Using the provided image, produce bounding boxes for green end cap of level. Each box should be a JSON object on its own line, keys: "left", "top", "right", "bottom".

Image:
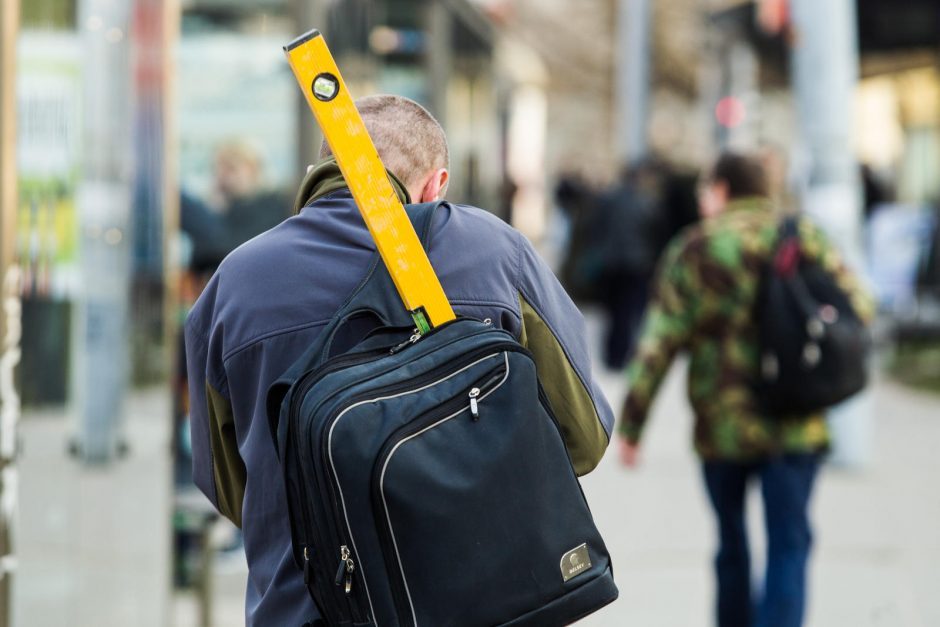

{"left": 411, "top": 310, "right": 431, "bottom": 334}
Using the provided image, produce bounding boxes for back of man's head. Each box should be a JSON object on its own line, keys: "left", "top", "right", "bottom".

{"left": 709, "top": 152, "right": 769, "bottom": 200}
{"left": 319, "top": 94, "right": 449, "bottom": 194}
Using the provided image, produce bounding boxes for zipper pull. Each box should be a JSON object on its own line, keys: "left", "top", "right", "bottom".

{"left": 334, "top": 545, "right": 356, "bottom": 594}
{"left": 303, "top": 546, "right": 312, "bottom": 585}
{"left": 334, "top": 555, "right": 346, "bottom": 586}
{"left": 390, "top": 331, "right": 422, "bottom": 354}
{"left": 469, "top": 387, "right": 481, "bottom": 420}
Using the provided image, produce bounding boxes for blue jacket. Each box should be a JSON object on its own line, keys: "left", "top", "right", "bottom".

{"left": 185, "top": 189, "right": 614, "bottom": 625}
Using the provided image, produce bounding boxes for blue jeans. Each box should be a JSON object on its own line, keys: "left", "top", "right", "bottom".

{"left": 702, "top": 454, "right": 821, "bottom": 627}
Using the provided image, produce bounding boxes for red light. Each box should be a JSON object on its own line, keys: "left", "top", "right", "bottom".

{"left": 716, "top": 97, "right": 747, "bottom": 128}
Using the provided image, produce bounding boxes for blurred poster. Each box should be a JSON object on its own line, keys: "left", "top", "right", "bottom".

{"left": 16, "top": 32, "right": 82, "bottom": 405}
{"left": 16, "top": 32, "right": 81, "bottom": 301}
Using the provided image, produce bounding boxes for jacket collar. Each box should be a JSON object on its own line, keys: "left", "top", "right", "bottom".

{"left": 725, "top": 196, "right": 774, "bottom": 214}
{"left": 292, "top": 157, "right": 412, "bottom": 214}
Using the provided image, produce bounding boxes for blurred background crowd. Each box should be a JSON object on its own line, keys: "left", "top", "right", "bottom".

{"left": 1, "top": 0, "right": 939, "bottom": 625}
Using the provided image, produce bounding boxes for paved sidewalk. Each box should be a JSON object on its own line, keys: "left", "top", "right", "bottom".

{"left": 15, "top": 387, "right": 172, "bottom": 627}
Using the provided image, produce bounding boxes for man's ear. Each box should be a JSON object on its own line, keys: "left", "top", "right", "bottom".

{"left": 418, "top": 168, "right": 449, "bottom": 203}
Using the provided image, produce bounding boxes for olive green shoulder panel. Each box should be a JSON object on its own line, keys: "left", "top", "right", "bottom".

{"left": 518, "top": 294, "right": 608, "bottom": 475}
{"left": 205, "top": 381, "right": 247, "bottom": 528}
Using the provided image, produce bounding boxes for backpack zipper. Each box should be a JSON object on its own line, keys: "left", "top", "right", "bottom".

{"left": 369, "top": 354, "right": 511, "bottom": 626}
{"left": 286, "top": 324, "right": 526, "bottom": 624}
{"left": 289, "top": 320, "right": 505, "bottom": 445}
{"left": 320, "top": 346, "right": 522, "bottom": 624}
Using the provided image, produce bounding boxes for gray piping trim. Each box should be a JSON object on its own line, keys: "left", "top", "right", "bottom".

{"left": 379, "top": 352, "right": 511, "bottom": 626}
{"left": 326, "top": 351, "right": 505, "bottom": 625}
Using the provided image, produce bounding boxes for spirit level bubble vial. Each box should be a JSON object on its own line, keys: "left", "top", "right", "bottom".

{"left": 283, "top": 29, "right": 455, "bottom": 332}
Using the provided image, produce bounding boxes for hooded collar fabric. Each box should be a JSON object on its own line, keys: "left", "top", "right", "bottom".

{"left": 292, "top": 156, "right": 412, "bottom": 214}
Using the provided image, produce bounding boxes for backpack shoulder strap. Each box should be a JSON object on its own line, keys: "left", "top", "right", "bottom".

{"left": 266, "top": 200, "right": 446, "bottom": 457}
{"left": 778, "top": 214, "right": 800, "bottom": 242}
{"left": 322, "top": 200, "right": 445, "bottom": 340}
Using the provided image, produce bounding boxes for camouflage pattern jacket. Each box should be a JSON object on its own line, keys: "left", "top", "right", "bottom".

{"left": 618, "top": 197, "right": 874, "bottom": 461}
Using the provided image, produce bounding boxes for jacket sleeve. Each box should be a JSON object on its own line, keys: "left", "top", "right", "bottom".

{"left": 185, "top": 302, "right": 247, "bottom": 528}
{"left": 515, "top": 233, "right": 614, "bottom": 475}
{"left": 618, "top": 235, "right": 697, "bottom": 444}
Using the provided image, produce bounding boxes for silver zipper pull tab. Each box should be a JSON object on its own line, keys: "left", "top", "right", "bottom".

{"left": 390, "top": 331, "right": 422, "bottom": 354}
{"left": 303, "top": 546, "right": 312, "bottom": 585}
{"left": 335, "top": 544, "right": 355, "bottom": 593}
{"left": 469, "top": 387, "right": 481, "bottom": 420}
{"left": 334, "top": 549, "right": 347, "bottom": 586}
{"left": 342, "top": 546, "right": 355, "bottom": 595}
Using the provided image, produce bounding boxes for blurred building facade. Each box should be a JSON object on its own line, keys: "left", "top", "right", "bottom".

{"left": 5, "top": 0, "right": 939, "bottom": 465}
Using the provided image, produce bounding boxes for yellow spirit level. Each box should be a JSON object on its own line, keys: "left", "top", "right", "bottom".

{"left": 283, "top": 29, "right": 455, "bottom": 333}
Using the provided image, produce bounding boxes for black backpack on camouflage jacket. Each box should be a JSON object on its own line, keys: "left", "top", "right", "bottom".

{"left": 267, "top": 202, "right": 618, "bottom": 626}
{"left": 756, "top": 216, "right": 870, "bottom": 416}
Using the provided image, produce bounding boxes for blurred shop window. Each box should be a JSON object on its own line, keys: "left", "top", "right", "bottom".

{"left": 21, "top": 1, "right": 77, "bottom": 29}
{"left": 17, "top": 2, "right": 81, "bottom": 407}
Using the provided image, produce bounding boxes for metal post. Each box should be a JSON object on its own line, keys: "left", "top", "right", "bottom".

{"left": 615, "top": 0, "right": 651, "bottom": 164}
{"left": 790, "top": 0, "right": 872, "bottom": 467}
{"left": 74, "top": 0, "right": 134, "bottom": 463}
{"left": 427, "top": 1, "right": 452, "bottom": 128}
{"left": 0, "top": 1, "right": 21, "bottom": 623}
{"left": 159, "top": 2, "right": 182, "bottom": 625}
{"left": 162, "top": 0, "right": 182, "bottom": 375}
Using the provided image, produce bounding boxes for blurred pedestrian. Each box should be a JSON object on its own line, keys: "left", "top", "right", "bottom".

{"left": 596, "top": 162, "right": 666, "bottom": 369}
{"left": 616, "top": 152, "right": 874, "bottom": 627}
{"left": 211, "top": 139, "right": 290, "bottom": 252}
{"left": 181, "top": 139, "right": 290, "bottom": 273}
{"left": 556, "top": 172, "right": 603, "bottom": 302}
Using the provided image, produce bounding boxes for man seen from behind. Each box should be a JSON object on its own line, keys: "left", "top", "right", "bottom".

{"left": 185, "top": 95, "right": 613, "bottom": 625}
{"left": 617, "top": 152, "right": 873, "bottom": 627}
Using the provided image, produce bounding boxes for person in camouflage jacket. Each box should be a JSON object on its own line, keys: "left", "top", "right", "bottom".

{"left": 617, "top": 153, "right": 873, "bottom": 627}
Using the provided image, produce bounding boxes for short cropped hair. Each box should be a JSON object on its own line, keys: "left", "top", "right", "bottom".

{"left": 708, "top": 152, "right": 769, "bottom": 199}
{"left": 319, "top": 95, "right": 449, "bottom": 191}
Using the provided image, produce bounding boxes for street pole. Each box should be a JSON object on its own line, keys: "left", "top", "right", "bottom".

{"left": 790, "top": 0, "right": 872, "bottom": 467}
{"left": 427, "top": 2, "right": 452, "bottom": 129}
{"left": 615, "top": 0, "right": 651, "bottom": 165}
{"left": 74, "top": 0, "right": 134, "bottom": 463}
{"left": 0, "top": 1, "right": 21, "bottom": 623}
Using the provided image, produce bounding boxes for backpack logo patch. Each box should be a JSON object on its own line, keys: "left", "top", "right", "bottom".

{"left": 561, "top": 544, "right": 591, "bottom": 582}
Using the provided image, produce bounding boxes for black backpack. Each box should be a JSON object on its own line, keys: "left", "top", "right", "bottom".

{"left": 267, "top": 202, "right": 618, "bottom": 626}
{"left": 755, "top": 217, "right": 870, "bottom": 415}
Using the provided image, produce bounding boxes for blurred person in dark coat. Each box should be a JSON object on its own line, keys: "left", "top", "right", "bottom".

{"left": 556, "top": 172, "right": 603, "bottom": 302}
{"left": 596, "top": 162, "right": 666, "bottom": 370}
{"left": 211, "top": 139, "right": 290, "bottom": 252}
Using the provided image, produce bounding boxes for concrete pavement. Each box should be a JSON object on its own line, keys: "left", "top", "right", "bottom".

{"left": 15, "top": 387, "right": 172, "bottom": 627}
